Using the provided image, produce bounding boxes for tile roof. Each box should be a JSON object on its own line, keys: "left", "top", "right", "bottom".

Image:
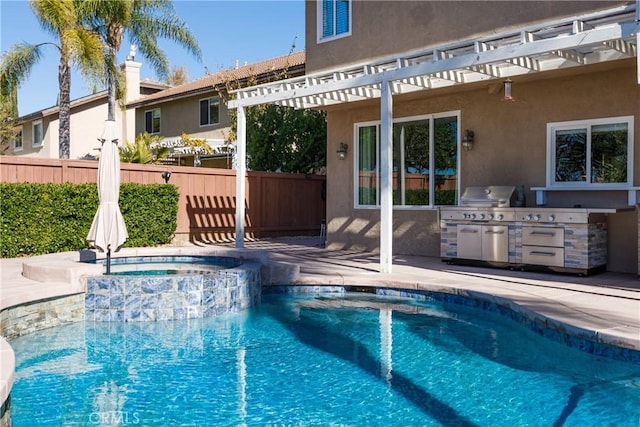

{"left": 128, "top": 50, "right": 305, "bottom": 107}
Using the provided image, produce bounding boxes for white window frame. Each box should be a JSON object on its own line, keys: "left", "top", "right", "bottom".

{"left": 13, "top": 129, "right": 23, "bottom": 151}
{"left": 145, "top": 109, "right": 161, "bottom": 134}
{"left": 353, "top": 111, "right": 461, "bottom": 210}
{"left": 32, "top": 120, "right": 43, "bottom": 148}
{"left": 199, "top": 96, "right": 220, "bottom": 127}
{"left": 546, "top": 116, "right": 634, "bottom": 189}
{"left": 317, "top": 0, "right": 352, "bottom": 43}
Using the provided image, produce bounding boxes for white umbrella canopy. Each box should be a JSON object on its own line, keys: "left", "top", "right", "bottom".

{"left": 86, "top": 120, "right": 128, "bottom": 273}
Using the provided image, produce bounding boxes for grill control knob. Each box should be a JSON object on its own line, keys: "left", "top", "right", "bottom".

{"left": 496, "top": 214, "right": 504, "bottom": 220}
{"left": 470, "top": 214, "right": 476, "bottom": 219}
{"left": 534, "top": 214, "right": 541, "bottom": 221}
{"left": 487, "top": 214, "right": 494, "bottom": 220}
{"left": 524, "top": 214, "right": 532, "bottom": 221}
{"left": 548, "top": 214, "right": 555, "bottom": 221}
{"left": 479, "top": 213, "right": 485, "bottom": 220}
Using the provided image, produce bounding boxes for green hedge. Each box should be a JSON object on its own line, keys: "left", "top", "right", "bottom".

{"left": 0, "top": 182, "right": 179, "bottom": 258}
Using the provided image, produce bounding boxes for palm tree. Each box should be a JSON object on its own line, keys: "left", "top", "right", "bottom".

{"left": 0, "top": 0, "right": 104, "bottom": 159}
{"left": 119, "top": 131, "right": 169, "bottom": 164}
{"left": 81, "top": 0, "right": 202, "bottom": 122}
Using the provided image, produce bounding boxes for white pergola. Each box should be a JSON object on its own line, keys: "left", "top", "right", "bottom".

{"left": 229, "top": 3, "right": 640, "bottom": 273}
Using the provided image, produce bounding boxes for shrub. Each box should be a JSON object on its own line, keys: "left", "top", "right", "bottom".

{"left": 0, "top": 182, "right": 179, "bottom": 258}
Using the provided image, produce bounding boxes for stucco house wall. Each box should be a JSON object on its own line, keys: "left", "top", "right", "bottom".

{"left": 127, "top": 51, "right": 305, "bottom": 166}
{"left": 320, "top": 1, "right": 640, "bottom": 272}
{"left": 305, "top": 0, "right": 630, "bottom": 73}
{"left": 9, "top": 96, "right": 108, "bottom": 159}
{"left": 133, "top": 92, "right": 232, "bottom": 143}
{"left": 7, "top": 61, "right": 163, "bottom": 160}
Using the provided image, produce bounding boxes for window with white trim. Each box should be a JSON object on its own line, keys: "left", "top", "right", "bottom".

{"left": 13, "top": 130, "right": 22, "bottom": 151}
{"left": 355, "top": 112, "right": 459, "bottom": 208}
{"left": 200, "top": 96, "right": 220, "bottom": 126}
{"left": 32, "top": 121, "right": 43, "bottom": 147}
{"left": 145, "top": 109, "right": 161, "bottom": 134}
{"left": 318, "top": 0, "right": 351, "bottom": 42}
{"left": 547, "top": 116, "right": 633, "bottom": 187}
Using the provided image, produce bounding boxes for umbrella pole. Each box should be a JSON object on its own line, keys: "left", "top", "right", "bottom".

{"left": 106, "top": 247, "right": 111, "bottom": 275}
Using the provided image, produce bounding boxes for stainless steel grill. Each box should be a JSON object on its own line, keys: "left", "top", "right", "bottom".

{"left": 459, "top": 186, "right": 515, "bottom": 208}
{"left": 439, "top": 185, "right": 611, "bottom": 275}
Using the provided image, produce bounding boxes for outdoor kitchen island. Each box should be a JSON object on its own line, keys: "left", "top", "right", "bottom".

{"left": 439, "top": 186, "right": 617, "bottom": 275}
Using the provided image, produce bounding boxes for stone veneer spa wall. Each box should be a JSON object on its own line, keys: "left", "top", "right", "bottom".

{"left": 85, "top": 261, "right": 262, "bottom": 322}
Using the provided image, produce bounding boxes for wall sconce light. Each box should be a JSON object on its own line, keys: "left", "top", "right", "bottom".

{"left": 462, "top": 130, "right": 474, "bottom": 151}
{"left": 336, "top": 142, "right": 348, "bottom": 160}
{"left": 161, "top": 170, "right": 171, "bottom": 183}
{"left": 502, "top": 78, "right": 515, "bottom": 101}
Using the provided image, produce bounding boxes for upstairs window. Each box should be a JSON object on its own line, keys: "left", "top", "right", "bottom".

{"left": 145, "top": 109, "right": 161, "bottom": 134}
{"left": 318, "top": 0, "right": 351, "bottom": 42}
{"left": 14, "top": 130, "right": 23, "bottom": 151}
{"left": 32, "top": 121, "right": 43, "bottom": 147}
{"left": 200, "top": 96, "right": 220, "bottom": 126}
{"left": 547, "top": 116, "right": 633, "bottom": 187}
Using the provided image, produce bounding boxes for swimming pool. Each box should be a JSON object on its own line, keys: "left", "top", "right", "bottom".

{"left": 9, "top": 291, "right": 640, "bottom": 426}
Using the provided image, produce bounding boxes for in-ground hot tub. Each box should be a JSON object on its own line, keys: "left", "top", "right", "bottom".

{"left": 84, "top": 255, "right": 261, "bottom": 322}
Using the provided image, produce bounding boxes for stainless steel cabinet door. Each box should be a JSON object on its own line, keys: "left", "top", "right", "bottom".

{"left": 456, "top": 224, "right": 482, "bottom": 260}
{"left": 482, "top": 225, "right": 509, "bottom": 263}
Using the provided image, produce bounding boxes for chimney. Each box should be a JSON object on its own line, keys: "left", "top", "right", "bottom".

{"left": 122, "top": 48, "right": 141, "bottom": 103}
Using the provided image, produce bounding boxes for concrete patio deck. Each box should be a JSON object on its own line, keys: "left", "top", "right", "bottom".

{"left": 1, "top": 236, "right": 639, "bottom": 422}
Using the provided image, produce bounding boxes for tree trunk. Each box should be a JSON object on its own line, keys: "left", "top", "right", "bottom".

{"left": 107, "top": 46, "right": 116, "bottom": 122}
{"left": 58, "top": 58, "right": 71, "bottom": 159}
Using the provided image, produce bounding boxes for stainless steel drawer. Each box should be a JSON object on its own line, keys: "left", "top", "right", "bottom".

{"left": 522, "top": 227, "right": 564, "bottom": 247}
{"left": 522, "top": 245, "right": 564, "bottom": 267}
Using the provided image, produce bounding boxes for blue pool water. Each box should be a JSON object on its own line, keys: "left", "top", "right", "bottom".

{"left": 9, "top": 292, "right": 640, "bottom": 426}
{"left": 93, "top": 255, "right": 243, "bottom": 276}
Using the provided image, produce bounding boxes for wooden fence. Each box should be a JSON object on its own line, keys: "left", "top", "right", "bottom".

{"left": 0, "top": 156, "right": 326, "bottom": 244}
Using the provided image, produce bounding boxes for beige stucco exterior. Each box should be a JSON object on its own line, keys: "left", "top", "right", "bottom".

{"left": 310, "top": 1, "right": 639, "bottom": 273}
{"left": 7, "top": 61, "right": 157, "bottom": 160}
{"left": 305, "top": 0, "right": 630, "bottom": 73}
{"left": 133, "top": 93, "right": 232, "bottom": 143}
{"left": 10, "top": 95, "right": 111, "bottom": 159}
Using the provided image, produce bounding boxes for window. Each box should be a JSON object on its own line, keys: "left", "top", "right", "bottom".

{"left": 13, "top": 130, "right": 23, "bottom": 151}
{"left": 318, "top": 0, "right": 351, "bottom": 42}
{"left": 355, "top": 112, "right": 459, "bottom": 208}
{"left": 547, "top": 116, "right": 633, "bottom": 187}
{"left": 200, "top": 96, "right": 220, "bottom": 126}
{"left": 145, "top": 109, "right": 161, "bottom": 134}
{"left": 32, "top": 121, "right": 43, "bottom": 147}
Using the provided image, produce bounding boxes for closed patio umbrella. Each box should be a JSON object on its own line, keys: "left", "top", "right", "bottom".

{"left": 86, "top": 120, "right": 128, "bottom": 274}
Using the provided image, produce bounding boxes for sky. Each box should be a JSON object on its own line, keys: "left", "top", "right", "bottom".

{"left": 0, "top": 0, "right": 305, "bottom": 116}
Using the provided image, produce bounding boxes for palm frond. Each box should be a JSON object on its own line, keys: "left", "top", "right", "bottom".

{"left": 0, "top": 43, "right": 45, "bottom": 95}
{"left": 31, "top": 0, "right": 76, "bottom": 38}
{"left": 68, "top": 28, "right": 106, "bottom": 83}
{"left": 120, "top": 132, "right": 169, "bottom": 164}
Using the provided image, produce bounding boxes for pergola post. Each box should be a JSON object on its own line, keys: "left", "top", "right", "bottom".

{"left": 380, "top": 79, "right": 393, "bottom": 273}
{"left": 235, "top": 106, "right": 247, "bottom": 248}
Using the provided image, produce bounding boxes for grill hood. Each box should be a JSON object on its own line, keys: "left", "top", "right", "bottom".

{"left": 460, "top": 186, "right": 516, "bottom": 208}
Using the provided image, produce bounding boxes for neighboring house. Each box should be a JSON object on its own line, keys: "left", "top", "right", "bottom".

{"left": 126, "top": 51, "right": 305, "bottom": 168}
{"left": 7, "top": 59, "right": 167, "bottom": 159}
{"left": 230, "top": 1, "right": 640, "bottom": 274}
